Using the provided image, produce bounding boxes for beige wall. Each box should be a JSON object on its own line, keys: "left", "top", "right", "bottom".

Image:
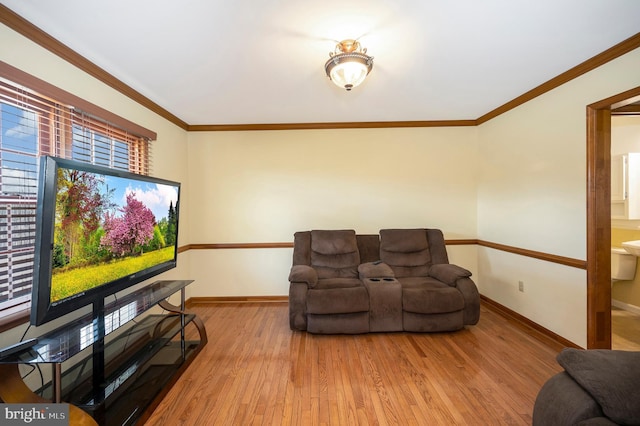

{"left": 186, "top": 128, "right": 479, "bottom": 297}
{"left": 477, "top": 48, "right": 640, "bottom": 347}
{"left": 612, "top": 116, "right": 640, "bottom": 155}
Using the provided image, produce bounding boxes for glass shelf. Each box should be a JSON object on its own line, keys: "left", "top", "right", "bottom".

{"left": 0, "top": 280, "right": 193, "bottom": 364}
{"left": 40, "top": 313, "right": 195, "bottom": 401}
{"left": 39, "top": 313, "right": 201, "bottom": 425}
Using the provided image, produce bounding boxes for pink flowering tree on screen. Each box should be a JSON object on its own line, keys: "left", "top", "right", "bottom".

{"left": 101, "top": 193, "right": 156, "bottom": 257}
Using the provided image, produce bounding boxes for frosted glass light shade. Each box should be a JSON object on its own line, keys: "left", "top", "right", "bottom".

{"left": 324, "top": 45, "right": 374, "bottom": 91}
{"left": 328, "top": 58, "right": 370, "bottom": 91}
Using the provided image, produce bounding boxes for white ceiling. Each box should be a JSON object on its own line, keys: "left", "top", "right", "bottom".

{"left": 3, "top": 0, "right": 640, "bottom": 126}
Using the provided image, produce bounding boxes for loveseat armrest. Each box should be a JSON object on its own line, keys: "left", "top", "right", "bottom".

{"left": 428, "top": 263, "right": 472, "bottom": 286}
{"left": 289, "top": 265, "right": 318, "bottom": 288}
{"left": 358, "top": 261, "right": 394, "bottom": 279}
{"left": 429, "top": 263, "right": 480, "bottom": 325}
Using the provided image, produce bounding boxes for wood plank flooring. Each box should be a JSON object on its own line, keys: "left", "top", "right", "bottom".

{"left": 144, "top": 301, "right": 565, "bottom": 425}
{"left": 612, "top": 306, "right": 640, "bottom": 351}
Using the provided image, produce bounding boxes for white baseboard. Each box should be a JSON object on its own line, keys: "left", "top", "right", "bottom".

{"left": 612, "top": 299, "right": 640, "bottom": 315}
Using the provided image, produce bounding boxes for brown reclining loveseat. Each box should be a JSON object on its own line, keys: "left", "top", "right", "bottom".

{"left": 288, "top": 228, "right": 480, "bottom": 334}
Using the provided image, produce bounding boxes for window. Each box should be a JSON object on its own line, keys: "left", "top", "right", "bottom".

{"left": 0, "top": 70, "right": 154, "bottom": 326}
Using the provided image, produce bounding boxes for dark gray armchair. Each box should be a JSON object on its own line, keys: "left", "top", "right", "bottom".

{"left": 533, "top": 348, "right": 640, "bottom": 425}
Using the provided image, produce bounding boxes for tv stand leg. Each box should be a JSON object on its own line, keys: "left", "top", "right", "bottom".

{"left": 157, "top": 298, "right": 208, "bottom": 347}
{"left": 180, "top": 288, "right": 185, "bottom": 346}
{"left": 52, "top": 363, "right": 62, "bottom": 403}
{"left": 92, "top": 299, "right": 106, "bottom": 396}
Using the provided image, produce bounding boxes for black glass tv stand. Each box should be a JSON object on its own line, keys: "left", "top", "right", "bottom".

{"left": 0, "top": 280, "right": 207, "bottom": 426}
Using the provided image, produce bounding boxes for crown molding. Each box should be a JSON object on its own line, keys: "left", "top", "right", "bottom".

{"left": 187, "top": 120, "right": 477, "bottom": 132}
{"left": 2, "top": 4, "right": 638, "bottom": 131}
{"left": 477, "top": 32, "right": 640, "bottom": 124}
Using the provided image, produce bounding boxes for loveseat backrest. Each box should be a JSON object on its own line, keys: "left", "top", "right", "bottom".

{"left": 292, "top": 230, "right": 361, "bottom": 279}
{"left": 310, "top": 230, "right": 360, "bottom": 279}
{"left": 292, "top": 229, "right": 447, "bottom": 277}
{"left": 292, "top": 230, "right": 381, "bottom": 269}
{"left": 356, "top": 234, "right": 381, "bottom": 263}
{"left": 379, "top": 228, "right": 449, "bottom": 278}
{"left": 425, "top": 229, "right": 449, "bottom": 264}
{"left": 292, "top": 231, "right": 313, "bottom": 266}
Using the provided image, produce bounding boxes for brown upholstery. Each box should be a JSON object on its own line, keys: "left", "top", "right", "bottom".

{"left": 380, "top": 228, "right": 431, "bottom": 277}
{"left": 310, "top": 230, "right": 360, "bottom": 279}
{"left": 288, "top": 228, "right": 480, "bottom": 334}
{"left": 290, "top": 230, "right": 371, "bottom": 334}
{"left": 307, "top": 280, "right": 368, "bottom": 314}
{"left": 380, "top": 228, "right": 480, "bottom": 331}
{"left": 402, "top": 279, "right": 465, "bottom": 314}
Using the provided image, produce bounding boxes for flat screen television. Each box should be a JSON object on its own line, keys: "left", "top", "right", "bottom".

{"left": 31, "top": 156, "right": 181, "bottom": 326}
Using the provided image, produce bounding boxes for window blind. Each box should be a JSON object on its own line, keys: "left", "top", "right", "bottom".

{"left": 0, "top": 76, "right": 153, "bottom": 322}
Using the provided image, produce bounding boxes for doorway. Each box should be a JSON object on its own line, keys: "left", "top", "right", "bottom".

{"left": 587, "top": 86, "right": 640, "bottom": 349}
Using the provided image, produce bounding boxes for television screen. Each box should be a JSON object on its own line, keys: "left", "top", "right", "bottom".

{"left": 31, "top": 156, "right": 181, "bottom": 326}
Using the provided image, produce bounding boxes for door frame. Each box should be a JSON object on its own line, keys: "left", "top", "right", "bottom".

{"left": 587, "top": 86, "right": 640, "bottom": 348}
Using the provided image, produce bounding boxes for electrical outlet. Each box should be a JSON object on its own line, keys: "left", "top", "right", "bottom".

{"left": 518, "top": 281, "right": 524, "bottom": 292}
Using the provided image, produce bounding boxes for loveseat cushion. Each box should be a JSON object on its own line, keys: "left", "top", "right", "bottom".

{"left": 380, "top": 229, "right": 431, "bottom": 277}
{"left": 401, "top": 277, "right": 464, "bottom": 314}
{"left": 307, "top": 279, "right": 369, "bottom": 314}
{"left": 311, "top": 230, "right": 360, "bottom": 279}
{"left": 557, "top": 348, "right": 640, "bottom": 425}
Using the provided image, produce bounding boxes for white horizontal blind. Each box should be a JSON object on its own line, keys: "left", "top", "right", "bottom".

{"left": 0, "top": 78, "right": 152, "bottom": 320}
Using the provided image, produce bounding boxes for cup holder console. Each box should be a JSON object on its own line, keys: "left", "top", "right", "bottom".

{"left": 367, "top": 277, "right": 396, "bottom": 282}
{"left": 363, "top": 276, "right": 402, "bottom": 331}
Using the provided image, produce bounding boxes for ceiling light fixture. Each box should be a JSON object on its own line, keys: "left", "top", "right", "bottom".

{"left": 324, "top": 39, "right": 374, "bottom": 91}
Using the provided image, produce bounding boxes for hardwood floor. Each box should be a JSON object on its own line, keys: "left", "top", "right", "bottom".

{"left": 144, "top": 301, "right": 565, "bottom": 425}
{"left": 612, "top": 306, "right": 640, "bottom": 351}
